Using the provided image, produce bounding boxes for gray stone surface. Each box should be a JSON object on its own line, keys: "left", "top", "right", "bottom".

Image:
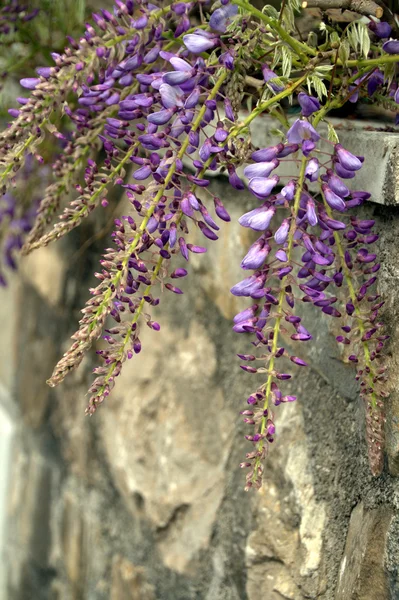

{"left": 1, "top": 124, "right": 399, "bottom": 599}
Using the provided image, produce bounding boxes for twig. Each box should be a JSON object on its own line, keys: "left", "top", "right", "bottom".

{"left": 301, "top": 0, "right": 383, "bottom": 18}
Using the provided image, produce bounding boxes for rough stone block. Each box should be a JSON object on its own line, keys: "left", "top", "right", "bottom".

{"left": 335, "top": 502, "right": 393, "bottom": 600}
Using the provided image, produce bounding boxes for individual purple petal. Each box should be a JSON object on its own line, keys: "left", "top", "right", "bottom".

{"left": 277, "top": 144, "right": 299, "bottom": 158}
{"left": 275, "top": 249, "right": 287, "bottom": 262}
{"left": 334, "top": 161, "right": 356, "bottom": 179}
{"left": 20, "top": 77, "right": 40, "bottom": 89}
{"left": 327, "top": 173, "right": 350, "bottom": 197}
{"left": 244, "top": 159, "right": 279, "bottom": 179}
{"left": 323, "top": 184, "right": 346, "bottom": 211}
{"left": 147, "top": 108, "right": 175, "bottom": 124}
{"left": 233, "top": 305, "right": 258, "bottom": 324}
{"left": 302, "top": 140, "right": 316, "bottom": 156}
{"left": 274, "top": 219, "right": 290, "bottom": 244}
{"left": 185, "top": 87, "right": 201, "bottom": 109}
{"left": 133, "top": 165, "right": 152, "bottom": 180}
{"left": 228, "top": 167, "right": 245, "bottom": 190}
{"left": 251, "top": 144, "right": 284, "bottom": 162}
{"left": 241, "top": 238, "right": 270, "bottom": 269}
{"left": 239, "top": 205, "right": 276, "bottom": 231}
{"left": 230, "top": 274, "right": 265, "bottom": 297}
{"left": 298, "top": 93, "right": 320, "bottom": 117}
{"left": 382, "top": 40, "right": 399, "bottom": 54}
{"left": 335, "top": 144, "right": 363, "bottom": 171}
{"left": 183, "top": 33, "right": 219, "bottom": 53}
{"left": 214, "top": 197, "right": 230, "bottom": 221}
{"left": 281, "top": 180, "right": 295, "bottom": 201}
{"left": 305, "top": 158, "right": 319, "bottom": 182}
{"left": 179, "top": 237, "right": 189, "bottom": 260}
{"left": 159, "top": 83, "right": 184, "bottom": 108}
{"left": 36, "top": 67, "right": 52, "bottom": 78}
{"left": 248, "top": 175, "right": 279, "bottom": 199}
{"left": 290, "top": 356, "right": 308, "bottom": 367}
{"left": 163, "top": 70, "right": 192, "bottom": 85}
{"left": 321, "top": 214, "right": 346, "bottom": 230}
{"left": 287, "top": 119, "right": 320, "bottom": 143}
{"left": 209, "top": 4, "right": 238, "bottom": 32}
{"left": 170, "top": 56, "right": 192, "bottom": 72}
{"left": 262, "top": 66, "right": 284, "bottom": 92}
{"left": 369, "top": 20, "right": 392, "bottom": 39}
{"left": 306, "top": 198, "right": 318, "bottom": 226}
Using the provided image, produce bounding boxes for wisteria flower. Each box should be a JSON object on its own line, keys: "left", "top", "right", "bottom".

{"left": 239, "top": 205, "right": 276, "bottom": 231}
{"left": 209, "top": 4, "right": 238, "bottom": 32}
{"left": 298, "top": 93, "right": 320, "bottom": 117}
{"left": 286, "top": 119, "right": 320, "bottom": 143}
{"left": 248, "top": 175, "right": 279, "bottom": 200}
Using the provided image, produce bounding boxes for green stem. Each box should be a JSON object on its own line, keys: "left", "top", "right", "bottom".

{"left": 229, "top": 75, "right": 308, "bottom": 136}
{"left": 0, "top": 119, "right": 47, "bottom": 184}
{"left": 232, "top": 0, "right": 316, "bottom": 60}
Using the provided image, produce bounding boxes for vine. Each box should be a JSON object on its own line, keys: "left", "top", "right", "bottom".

{"left": 0, "top": 0, "right": 396, "bottom": 489}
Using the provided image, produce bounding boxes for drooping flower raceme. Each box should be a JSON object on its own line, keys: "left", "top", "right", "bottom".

{"left": 232, "top": 119, "right": 387, "bottom": 489}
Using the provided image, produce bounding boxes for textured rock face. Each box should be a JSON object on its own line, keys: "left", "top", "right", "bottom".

{"left": 2, "top": 141, "right": 399, "bottom": 600}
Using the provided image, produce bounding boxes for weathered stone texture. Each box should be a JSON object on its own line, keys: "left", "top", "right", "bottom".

{"left": 2, "top": 131, "right": 399, "bottom": 600}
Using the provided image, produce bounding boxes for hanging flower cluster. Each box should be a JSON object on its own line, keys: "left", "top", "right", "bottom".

{"left": 0, "top": 2, "right": 38, "bottom": 36}
{"left": 0, "top": 0, "right": 397, "bottom": 489}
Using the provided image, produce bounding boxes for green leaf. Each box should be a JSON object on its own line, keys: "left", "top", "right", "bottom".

{"left": 327, "top": 121, "right": 339, "bottom": 144}
{"left": 338, "top": 40, "right": 350, "bottom": 65}
{"left": 281, "top": 46, "right": 292, "bottom": 79}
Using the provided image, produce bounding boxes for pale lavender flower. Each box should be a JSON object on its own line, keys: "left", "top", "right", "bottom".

{"left": 183, "top": 32, "right": 219, "bottom": 53}
{"left": 239, "top": 205, "right": 276, "bottom": 231}
{"left": 244, "top": 159, "right": 279, "bottom": 179}
{"left": 248, "top": 175, "right": 279, "bottom": 199}
{"left": 274, "top": 219, "right": 290, "bottom": 244}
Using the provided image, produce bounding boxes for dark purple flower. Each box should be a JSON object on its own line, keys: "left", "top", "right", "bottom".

{"left": 369, "top": 21, "right": 391, "bottom": 39}
{"left": 290, "top": 356, "right": 308, "bottom": 367}
{"left": 334, "top": 161, "right": 356, "bottom": 179}
{"left": 298, "top": 93, "right": 320, "bottom": 117}
{"left": 287, "top": 119, "right": 320, "bottom": 143}
{"left": 382, "top": 40, "right": 399, "bottom": 54}
{"left": 262, "top": 66, "right": 284, "bottom": 92}
{"left": 214, "top": 198, "right": 230, "bottom": 221}
{"left": 251, "top": 144, "right": 284, "bottom": 163}
{"left": 302, "top": 140, "right": 316, "bottom": 156}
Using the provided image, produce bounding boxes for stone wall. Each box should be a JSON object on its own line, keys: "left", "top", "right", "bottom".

{"left": 2, "top": 121, "right": 399, "bottom": 599}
